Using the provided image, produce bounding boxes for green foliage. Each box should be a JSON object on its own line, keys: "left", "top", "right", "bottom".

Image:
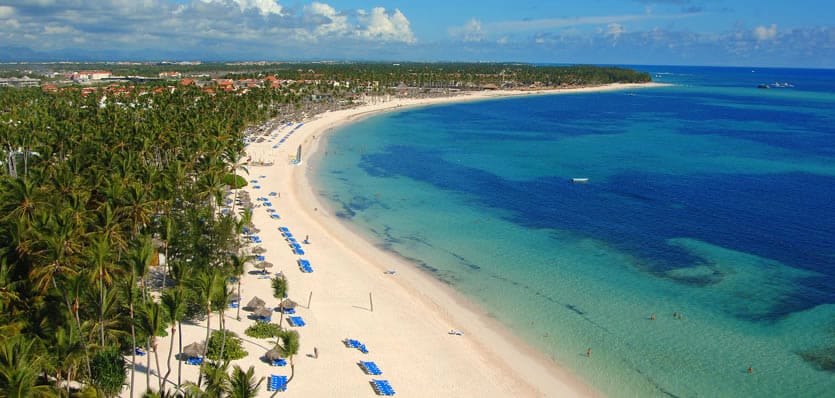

{"left": 206, "top": 330, "right": 247, "bottom": 361}
{"left": 244, "top": 322, "right": 281, "bottom": 339}
{"left": 229, "top": 365, "right": 263, "bottom": 398}
{"left": 223, "top": 174, "right": 248, "bottom": 189}
{"left": 271, "top": 275, "right": 288, "bottom": 300}
{"left": 90, "top": 346, "right": 126, "bottom": 398}
{"left": 275, "top": 329, "right": 300, "bottom": 359}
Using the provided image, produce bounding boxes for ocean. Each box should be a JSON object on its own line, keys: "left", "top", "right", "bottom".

{"left": 311, "top": 66, "right": 835, "bottom": 397}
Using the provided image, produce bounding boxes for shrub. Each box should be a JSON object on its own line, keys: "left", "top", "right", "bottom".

{"left": 223, "top": 174, "right": 248, "bottom": 189}
{"left": 206, "top": 330, "right": 248, "bottom": 361}
{"left": 245, "top": 322, "right": 282, "bottom": 339}
{"left": 90, "top": 346, "right": 126, "bottom": 397}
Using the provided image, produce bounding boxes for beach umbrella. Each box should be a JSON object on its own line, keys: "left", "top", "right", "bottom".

{"left": 252, "top": 246, "right": 267, "bottom": 254}
{"left": 246, "top": 296, "right": 265, "bottom": 310}
{"left": 279, "top": 299, "right": 297, "bottom": 309}
{"left": 265, "top": 348, "right": 283, "bottom": 361}
{"left": 182, "top": 342, "right": 205, "bottom": 358}
{"left": 256, "top": 307, "right": 273, "bottom": 320}
{"left": 250, "top": 227, "right": 261, "bottom": 234}
{"left": 261, "top": 262, "right": 274, "bottom": 270}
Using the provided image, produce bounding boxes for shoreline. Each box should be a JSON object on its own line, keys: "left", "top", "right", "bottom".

{"left": 282, "top": 83, "right": 662, "bottom": 396}
{"left": 125, "top": 82, "right": 661, "bottom": 397}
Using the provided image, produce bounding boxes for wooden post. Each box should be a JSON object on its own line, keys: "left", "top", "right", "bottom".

{"left": 369, "top": 292, "right": 374, "bottom": 312}
{"left": 308, "top": 291, "right": 313, "bottom": 308}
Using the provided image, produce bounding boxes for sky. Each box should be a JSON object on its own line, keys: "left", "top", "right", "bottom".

{"left": 0, "top": 0, "right": 833, "bottom": 67}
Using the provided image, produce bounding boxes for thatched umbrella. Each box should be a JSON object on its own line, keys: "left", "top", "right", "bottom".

{"left": 252, "top": 246, "right": 267, "bottom": 254}
{"left": 260, "top": 262, "right": 274, "bottom": 270}
{"left": 255, "top": 307, "right": 273, "bottom": 321}
{"left": 253, "top": 263, "right": 267, "bottom": 274}
{"left": 279, "top": 299, "right": 297, "bottom": 310}
{"left": 265, "top": 347, "right": 283, "bottom": 361}
{"left": 182, "top": 342, "right": 204, "bottom": 358}
{"left": 246, "top": 296, "right": 265, "bottom": 310}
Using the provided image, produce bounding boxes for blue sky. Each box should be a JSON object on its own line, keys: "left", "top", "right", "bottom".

{"left": 0, "top": 0, "right": 833, "bottom": 67}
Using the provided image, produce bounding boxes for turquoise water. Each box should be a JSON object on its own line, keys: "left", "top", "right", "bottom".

{"left": 312, "top": 67, "right": 835, "bottom": 397}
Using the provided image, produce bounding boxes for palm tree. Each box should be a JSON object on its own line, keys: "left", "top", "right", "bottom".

{"left": 190, "top": 268, "right": 222, "bottom": 387}
{"left": 227, "top": 253, "right": 250, "bottom": 321}
{"left": 271, "top": 275, "right": 289, "bottom": 329}
{"left": 0, "top": 335, "right": 55, "bottom": 398}
{"left": 228, "top": 365, "right": 263, "bottom": 398}
{"left": 87, "top": 234, "right": 118, "bottom": 346}
{"left": 271, "top": 329, "right": 299, "bottom": 398}
{"left": 200, "top": 360, "right": 230, "bottom": 398}
{"left": 138, "top": 300, "right": 166, "bottom": 393}
{"left": 160, "top": 288, "right": 186, "bottom": 392}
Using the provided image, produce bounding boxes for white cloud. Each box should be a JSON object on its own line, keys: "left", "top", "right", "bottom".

{"left": 306, "top": 2, "right": 349, "bottom": 37}
{"left": 753, "top": 24, "right": 777, "bottom": 41}
{"left": 356, "top": 7, "right": 415, "bottom": 43}
{"left": 607, "top": 23, "right": 625, "bottom": 39}
{"left": 461, "top": 18, "right": 484, "bottom": 42}
{"left": 202, "top": 0, "right": 283, "bottom": 16}
{"left": 0, "top": 5, "right": 15, "bottom": 18}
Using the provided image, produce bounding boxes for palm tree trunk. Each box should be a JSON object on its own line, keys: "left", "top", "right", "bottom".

{"left": 197, "top": 303, "right": 211, "bottom": 387}
{"left": 219, "top": 309, "right": 227, "bottom": 360}
{"left": 129, "top": 301, "right": 137, "bottom": 398}
{"left": 236, "top": 280, "right": 241, "bottom": 320}
{"left": 154, "top": 342, "right": 162, "bottom": 393}
{"left": 145, "top": 336, "right": 151, "bottom": 392}
{"left": 177, "top": 320, "right": 183, "bottom": 388}
{"left": 162, "top": 326, "right": 175, "bottom": 393}
{"left": 100, "top": 273, "right": 105, "bottom": 346}
{"left": 56, "top": 277, "right": 92, "bottom": 380}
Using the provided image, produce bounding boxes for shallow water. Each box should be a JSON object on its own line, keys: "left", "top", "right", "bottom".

{"left": 313, "top": 66, "right": 835, "bottom": 397}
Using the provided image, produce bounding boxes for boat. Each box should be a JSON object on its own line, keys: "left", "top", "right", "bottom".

{"left": 571, "top": 178, "right": 589, "bottom": 183}
{"left": 757, "top": 84, "right": 770, "bottom": 89}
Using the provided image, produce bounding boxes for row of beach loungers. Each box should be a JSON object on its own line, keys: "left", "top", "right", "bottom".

{"left": 267, "top": 374, "right": 288, "bottom": 392}
{"left": 344, "top": 338, "right": 369, "bottom": 354}
{"left": 298, "top": 259, "right": 313, "bottom": 273}
{"left": 344, "top": 339, "right": 395, "bottom": 395}
{"left": 272, "top": 123, "right": 304, "bottom": 149}
{"left": 371, "top": 379, "right": 395, "bottom": 396}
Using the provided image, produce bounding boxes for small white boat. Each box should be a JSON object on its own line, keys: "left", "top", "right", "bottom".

{"left": 572, "top": 178, "right": 589, "bottom": 183}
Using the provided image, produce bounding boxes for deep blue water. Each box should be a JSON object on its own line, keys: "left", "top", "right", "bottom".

{"left": 314, "top": 66, "right": 835, "bottom": 397}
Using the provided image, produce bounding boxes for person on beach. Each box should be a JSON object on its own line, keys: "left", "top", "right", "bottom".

{"left": 314, "top": 347, "right": 319, "bottom": 359}
{"left": 586, "top": 348, "right": 592, "bottom": 358}
{"left": 651, "top": 313, "right": 656, "bottom": 320}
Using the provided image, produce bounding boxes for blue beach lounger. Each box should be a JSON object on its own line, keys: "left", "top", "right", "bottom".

{"left": 287, "top": 316, "right": 306, "bottom": 327}
{"left": 371, "top": 379, "right": 395, "bottom": 396}
{"left": 267, "top": 375, "right": 288, "bottom": 392}
{"left": 360, "top": 361, "right": 382, "bottom": 375}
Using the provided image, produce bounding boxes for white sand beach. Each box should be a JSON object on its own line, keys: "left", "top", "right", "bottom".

{"left": 133, "top": 83, "right": 662, "bottom": 397}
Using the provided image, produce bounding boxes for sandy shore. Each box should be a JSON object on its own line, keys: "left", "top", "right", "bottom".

{"left": 130, "top": 83, "right": 662, "bottom": 397}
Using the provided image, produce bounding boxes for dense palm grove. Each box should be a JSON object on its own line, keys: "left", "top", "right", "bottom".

{"left": 0, "top": 84, "right": 298, "bottom": 397}
{"left": 0, "top": 64, "right": 651, "bottom": 397}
